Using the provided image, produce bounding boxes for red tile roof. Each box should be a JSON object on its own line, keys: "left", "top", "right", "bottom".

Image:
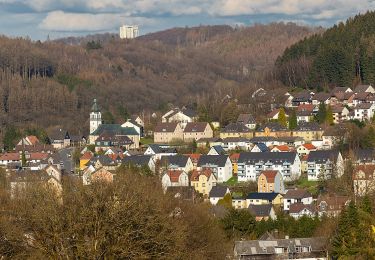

{"left": 26, "top": 135, "right": 39, "bottom": 145}
{"left": 260, "top": 170, "right": 278, "bottom": 183}
{"left": 274, "top": 145, "right": 290, "bottom": 152}
{"left": 185, "top": 153, "right": 201, "bottom": 163}
{"left": 267, "top": 109, "right": 279, "bottom": 118}
{"left": 167, "top": 170, "right": 183, "bottom": 183}
{"left": 80, "top": 152, "right": 93, "bottom": 160}
{"left": 0, "top": 153, "right": 20, "bottom": 161}
{"left": 230, "top": 153, "right": 240, "bottom": 162}
{"left": 297, "top": 104, "right": 315, "bottom": 112}
{"left": 303, "top": 144, "right": 316, "bottom": 150}
{"left": 190, "top": 168, "right": 213, "bottom": 181}
{"left": 29, "top": 153, "right": 49, "bottom": 160}
{"left": 353, "top": 165, "right": 375, "bottom": 180}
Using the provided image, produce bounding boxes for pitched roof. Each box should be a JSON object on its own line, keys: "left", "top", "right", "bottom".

{"left": 160, "top": 155, "right": 189, "bottom": 168}
{"left": 147, "top": 144, "right": 177, "bottom": 154}
{"left": 294, "top": 122, "right": 322, "bottom": 131}
{"left": 267, "top": 109, "right": 280, "bottom": 118}
{"left": 209, "top": 185, "right": 229, "bottom": 198}
{"left": 355, "top": 84, "right": 373, "bottom": 92}
{"left": 312, "top": 92, "right": 331, "bottom": 102}
{"left": 28, "top": 152, "right": 49, "bottom": 161}
{"left": 222, "top": 123, "right": 252, "bottom": 133}
{"left": 260, "top": 170, "right": 278, "bottom": 183}
{"left": 331, "top": 87, "right": 353, "bottom": 93}
{"left": 317, "top": 195, "right": 350, "bottom": 211}
{"left": 0, "top": 153, "right": 20, "bottom": 161}
{"left": 247, "top": 192, "right": 280, "bottom": 200}
{"left": 49, "top": 129, "right": 69, "bottom": 140}
{"left": 154, "top": 122, "right": 179, "bottom": 133}
{"left": 184, "top": 122, "right": 210, "bottom": 133}
{"left": 185, "top": 153, "right": 201, "bottom": 162}
{"left": 253, "top": 143, "right": 269, "bottom": 152}
{"left": 302, "top": 143, "right": 316, "bottom": 150}
{"left": 237, "top": 114, "right": 256, "bottom": 125}
{"left": 307, "top": 150, "right": 339, "bottom": 163}
{"left": 198, "top": 155, "right": 229, "bottom": 167}
{"left": 355, "top": 102, "right": 373, "bottom": 110}
{"left": 87, "top": 155, "right": 116, "bottom": 167}
{"left": 289, "top": 203, "right": 316, "bottom": 214}
{"left": 197, "top": 137, "right": 222, "bottom": 143}
{"left": 166, "top": 170, "right": 184, "bottom": 183}
{"left": 230, "top": 153, "right": 240, "bottom": 162}
{"left": 91, "top": 98, "right": 100, "bottom": 112}
{"left": 238, "top": 152, "right": 297, "bottom": 165}
{"left": 354, "top": 92, "right": 371, "bottom": 100}
{"left": 210, "top": 145, "right": 226, "bottom": 155}
{"left": 122, "top": 155, "right": 152, "bottom": 166}
{"left": 273, "top": 145, "right": 290, "bottom": 152}
{"left": 353, "top": 149, "right": 375, "bottom": 162}
{"left": 297, "top": 104, "right": 315, "bottom": 112}
{"left": 284, "top": 189, "right": 312, "bottom": 199}
{"left": 26, "top": 135, "right": 39, "bottom": 145}
{"left": 222, "top": 137, "right": 249, "bottom": 143}
{"left": 190, "top": 168, "right": 213, "bottom": 181}
{"left": 248, "top": 204, "right": 273, "bottom": 217}
{"left": 91, "top": 124, "right": 138, "bottom": 136}
{"left": 258, "top": 122, "right": 288, "bottom": 132}
{"left": 353, "top": 164, "right": 375, "bottom": 180}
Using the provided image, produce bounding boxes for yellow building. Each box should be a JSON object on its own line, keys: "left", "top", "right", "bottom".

{"left": 254, "top": 123, "right": 291, "bottom": 138}
{"left": 190, "top": 168, "right": 217, "bottom": 196}
{"left": 257, "top": 170, "right": 285, "bottom": 194}
{"left": 246, "top": 192, "right": 283, "bottom": 206}
{"left": 80, "top": 152, "right": 93, "bottom": 170}
{"left": 292, "top": 122, "right": 324, "bottom": 142}
{"left": 220, "top": 123, "right": 254, "bottom": 139}
{"left": 230, "top": 153, "right": 240, "bottom": 175}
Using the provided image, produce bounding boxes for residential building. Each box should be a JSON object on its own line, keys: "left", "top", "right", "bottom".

{"left": 234, "top": 237, "right": 326, "bottom": 259}
{"left": 220, "top": 123, "right": 253, "bottom": 139}
{"left": 196, "top": 137, "right": 222, "bottom": 148}
{"left": 354, "top": 84, "right": 375, "bottom": 93}
{"left": 307, "top": 150, "right": 344, "bottom": 181}
{"left": 257, "top": 170, "right": 285, "bottom": 194}
{"left": 17, "top": 135, "right": 39, "bottom": 146}
{"left": 122, "top": 155, "right": 156, "bottom": 173}
{"left": 153, "top": 122, "right": 184, "bottom": 143}
{"left": 237, "top": 114, "right": 256, "bottom": 129}
{"left": 353, "top": 165, "right": 375, "bottom": 196}
{"left": 292, "top": 122, "right": 323, "bottom": 142}
{"left": 353, "top": 103, "right": 375, "bottom": 121}
{"left": 237, "top": 152, "right": 301, "bottom": 182}
{"left": 317, "top": 195, "right": 350, "bottom": 217}
{"left": 49, "top": 129, "right": 71, "bottom": 149}
{"left": 209, "top": 185, "right": 230, "bottom": 205}
{"left": 119, "top": 25, "right": 139, "bottom": 39}
{"left": 270, "top": 145, "right": 291, "bottom": 153}
{"left": 95, "top": 131, "right": 135, "bottom": 150}
{"left": 183, "top": 122, "right": 213, "bottom": 142}
{"left": 353, "top": 148, "right": 375, "bottom": 164}
{"left": 289, "top": 203, "right": 316, "bottom": 219}
{"left": 144, "top": 144, "right": 177, "bottom": 161}
{"left": 185, "top": 153, "right": 201, "bottom": 169}
{"left": 283, "top": 189, "right": 313, "bottom": 211}
{"left": 322, "top": 126, "right": 346, "bottom": 149}
{"left": 312, "top": 92, "right": 332, "bottom": 106}
{"left": 159, "top": 155, "right": 193, "bottom": 173}
{"left": 230, "top": 153, "right": 240, "bottom": 175}
{"left": 255, "top": 123, "right": 291, "bottom": 138}
{"left": 246, "top": 192, "right": 283, "bottom": 206}
{"left": 291, "top": 90, "right": 313, "bottom": 106}
{"left": 86, "top": 155, "right": 117, "bottom": 171}
{"left": 80, "top": 152, "right": 93, "bottom": 170}
{"left": 332, "top": 105, "right": 350, "bottom": 123}
{"left": 90, "top": 124, "right": 139, "bottom": 147}
{"left": 296, "top": 143, "right": 316, "bottom": 157}
{"left": 190, "top": 168, "right": 217, "bottom": 196}
{"left": 161, "top": 170, "right": 189, "bottom": 191}
{"left": 83, "top": 167, "right": 114, "bottom": 185}
{"left": 161, "top": 108, "right": 197, "bottom": 128}
{"left": 197, "top": 155, "right": 232, "bottom": 182}
{"left": 207, "top": 145, "right": 226, "bottom": 155}
{"left": 333, "top": 91, "right": 355, "bottom": 107}
{"left": 250, "top": 143, "right": 269, "bottom": 153}
{"left": 121, "top": 119, "right": 144, "bottom": 137}
{"left": 248, "top": 204, "right": 277, "bottom": 221}
{"left": 222, "top": 137, "right": 251, "bottom": 151}
{"left": 353, "top": 92, "right": 373, "bottom": 106}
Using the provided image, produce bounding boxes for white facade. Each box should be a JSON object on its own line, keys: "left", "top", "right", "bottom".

{"left": 283, "top": 196, "right": 313, "bottom": 211}
{"left": 90, "top": 99, "right": 102, "bottom": 134}
{"left": 161, "top": 171, "right": 189, "bottom": 191}
{"left": 353, "top": 103, "right": 375, "bottom": 121}
{"left": 119, "top": 25, "right": 139, "bottom": 39}
{"left": 307, "top": 153, "right": 344, "bottom": 181}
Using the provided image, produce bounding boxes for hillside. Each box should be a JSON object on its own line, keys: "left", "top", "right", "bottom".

{"left": 0, "top": 23, "right": 316, "bottom": 135}
{"left": 276, "top": 11, "right": 375, "bottom": 90}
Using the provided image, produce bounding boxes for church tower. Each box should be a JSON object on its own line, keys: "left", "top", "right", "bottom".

{"left": 90, "top": 99, "right": 102, "bottom": 134}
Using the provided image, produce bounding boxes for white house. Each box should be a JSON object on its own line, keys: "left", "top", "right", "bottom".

{"left": 237, "top": 152, "right": 301, "bottom": 182}
{"left": 161, "top": 170, "right": 189, "bottom": 191}
{"left": 197, "top": 155, "right": 232, "bottom": 183}
{"left": 121, "top": 119, "right": 143, "bottom": 137}
{"left": 162, "top": 108, "right": 197, "bottom": 128}
{"left": 283, "top": 189, "right": 313, "bottom": 211}
{"left": 209, "top": 186, "right": 230, "bottom": 205}
{"left": 144, "top": 144, "right": 177, "bottom": 161}
{"left": 289, "top": 203, "right": 316, "bottom": 219}
{"left": 222, "top": 137, "right": 251, "bottom": 151}
{"left": 159, "top": 155, "right": 194, "bottom": 173}
{"left": 353, "top": 103, "right": 375, "bottom": 121}
{"left": 307, "top": 150, "right": 344, "bottom": 181}
{"left": 296, "top": 144, "right": 316, "bottom": 157}
{"left": 237, "top": 114, "right": 256, "bottom": 130}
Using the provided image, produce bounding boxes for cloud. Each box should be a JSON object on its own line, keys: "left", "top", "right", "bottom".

{"left": 39, "top": 11, "right": 155, "bottom": 32}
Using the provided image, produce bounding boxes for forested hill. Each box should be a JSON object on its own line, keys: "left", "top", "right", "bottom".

{"left": 0, "top": 23, "right": 316, "bottom": 135}
{"left": 276, "top": 11, "right": 375, "bottom": 91}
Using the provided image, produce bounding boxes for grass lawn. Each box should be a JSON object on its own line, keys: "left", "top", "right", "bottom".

{"left": 225, "top": 176, "right": 238, "bottom": 186}
{"left": 140, "top": 137, "right": 154, "bottom": 145}
{"left": 295, "top": 177, "right": 319, "bottom": 196}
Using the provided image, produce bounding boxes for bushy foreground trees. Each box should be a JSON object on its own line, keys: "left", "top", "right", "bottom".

{"left": 0, "top": 169, "right": 229, "bottom": 259}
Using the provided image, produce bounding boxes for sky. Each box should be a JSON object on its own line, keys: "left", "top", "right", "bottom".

{"left": 1, "top": 0, "right": 375, "bottom": 40}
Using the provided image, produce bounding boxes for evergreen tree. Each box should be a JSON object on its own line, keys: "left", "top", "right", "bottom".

{"left": 316, "top": 103, "right": 327, "bottom": 124}
{"left": 278, "top": 108, "right": 287, "bottom": 127}
{"left": 360, "top": 195, "right": 373, "bottom": 214}
{"left": 326, "top": 106, "right": 334, "bottom": 125}
{"left": 288, "top": 109, "right": 297, "bottom": 130}
{"left": 3, "top": 126, "right": 21, "bottom": 151}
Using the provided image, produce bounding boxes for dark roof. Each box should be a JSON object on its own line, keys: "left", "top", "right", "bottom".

{"left": 237, "top": 114, "right": 256, "bottom": 125}
{"left": 247, "top": 192, "right": 280, "bottom": 200}
{"left": 284, "top": 189, "right": 312, "bottom": 199}
{"left": 354, "top": 92, "right": 371, "bottom": 100}
{"left": 292, "top": 90, "right": 312, "bottom": 102}
{"left": 222, "top": 123, "right": 252, "bottom": 133}
{"left": 222, "top": 137, "right": 249, "bottom": 143}
{"left": 147, "top": 144, "right": 177, "bottom": 154}
{"left": 238, "top": 152, "right": 297, "bottom": 165}
{"left": 209, "top": 185, "right": 229, "bottom": 198}
{"left": 197, "top": 155, "right": 229, "bottom": 167}
{"left": 160, "top": 155, "right": 189, "bottom": 168}
{"left": 313, "top": 92, "right": 331, "bottom": 102}
{"left": 184, "top": 122, "right": 210, "bottom": 133}
{"left": 91, "top": 124, "right": 138, "bottom": 136}
{"left": 87, "top": 155, "right": 116, "bottom": 167}
{"left": 122, "top": 155, "right": 152, "bottom": 166}
{"left": 154, "top": 122, "right": 179, "bottom": 133}
{"left": 355, "top": 103, "right": 373, "bottom": 109}
{"left": 91, "top": 98, "right": 100, "bottom": 112}
{"left": 354, "top": 149, "right": 375, "bottom": 162}
{"left": 49, "top": 129, "right": 69, "bottom": 140}
{"left": 294, "top": 122, "right": 322, "bottom": 131}
{"left": 210, "top": 145, "right": 226, "bottom": 155}
{"left": 355, "top": 84, "right": 373, "bottom": 92}
{"left": 289, "top": 203, "right": 316, "bottom": 214}
{"left": 331, "top": 87, "right": 352, "bottom": 93}
{"left": 253, "top": 143, "right": 269, "bottom": 152}
{"left": 248, "top": 204, "right": 273, "bottom": 217}
{"left": 197, "top": 137, "right": 222, "bottom": 143}
{"left": 307, "top": 150, "right": 339, "bottom": 163}
{"left": 257, "top": 122, "right": 288, "bottom": 132}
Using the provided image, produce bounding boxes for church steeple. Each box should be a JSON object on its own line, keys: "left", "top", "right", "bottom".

{"left": 90, "top": 99, "right": 102, "bottom": 134}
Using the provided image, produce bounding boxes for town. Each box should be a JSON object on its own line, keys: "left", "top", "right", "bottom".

{"left": 1, "top": 84, "right": 375, "bottom": 258}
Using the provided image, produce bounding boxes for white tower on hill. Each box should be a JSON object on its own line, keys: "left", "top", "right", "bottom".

{"left": 90, "top": 99, "right": 102, "bottom": 134}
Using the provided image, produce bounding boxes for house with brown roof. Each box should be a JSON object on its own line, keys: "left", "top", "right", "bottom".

{"left": 354, "top": 84, "right": 375, "bottom": 94}
{"left": 317, "top": 195, "right": 350, "bottom": 217}
{"left": 220, "top": 123, "right": 253, "bottom": 139}
{"left": 183, "top": 122, "right": 213, "bottom": 142}
{"left": 353, "top": 165, "right": 375, "bottom": 196}
{"left": 283, "top": 189, "right": 313, "bottom": 211}
{"left": 161, "top": 170, "right": 189, "bottom": 191}
{"left": 312, "top": 92, "right": 334, "bottom": 106}
{"left": 270, "top": 145, "right": 291, "bottom": 153}
{"left": 333, "top": 91, "right": 355, "bottom": 107}
{"left": 17, "top": 135, "right": 40, "bottom": 146}
{"left": 237, "top": 114, "right": 256, "bottom": 129}
{"left": 257, "top": 170, "right": 285, "bottom": 194}
{"left": 353, "top": 92, "right": 373, "bottom": 106}
{"left": 0, "top": 153, "right": 21, "bottom": 166}
{"left": 296, "top": 104, "right": 316, "bottom": 123}
{"left": 190, "top": 168, "right": 217, "bottom": 196}
{"left": 154, "top": 122, "right": 184, "bottom": 143}
{"left": 289, "top": 203, "right": 316, "bottom": 219}
{"left": 331, "top": 105, "right": 350, "bottom": 123}
{"left": 353, "top": 102, "right": 375, "bottom": 121}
